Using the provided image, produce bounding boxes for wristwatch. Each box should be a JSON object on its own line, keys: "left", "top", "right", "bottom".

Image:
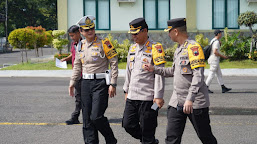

{"left": 110, "top": 84, "right": 117, "bottom": 87}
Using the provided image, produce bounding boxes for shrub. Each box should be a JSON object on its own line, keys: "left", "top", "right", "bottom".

{"left": 52, "top": 30, "right": 69, "bottom": 54}
{"left": 220, "top": 28, "right": 250, "bottom": 60}
{"left": 165, "top": 43, "right": 177, "bottom": 61}
{"left": 195, "top": 34, "right": 209, "bottom": 48}
{"left": 108, "top": 34, "right": 131, "bottom": 62}
{"left": 238, "top": 11, "right": 257, "bottom": 27}
{"left": 8, "top": 28, "right": 37, "bottom": 63}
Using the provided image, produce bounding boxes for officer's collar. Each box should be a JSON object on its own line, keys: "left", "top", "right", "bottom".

{"left": 178, "top": 39, "right": 189, "bottom": 49}
{"left": 87, "top": 35, "right": 98, "bottom": 47}
{"left": 139, "top": 37, "right": 151, "bottom": 48}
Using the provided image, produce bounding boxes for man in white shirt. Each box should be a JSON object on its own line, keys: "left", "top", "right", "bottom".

{"left": 206, "top": 29, "right": 232, "bottom": 93}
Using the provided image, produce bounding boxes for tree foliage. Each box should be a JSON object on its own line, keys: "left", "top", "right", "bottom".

{"left": 0, "top": 0, "right": 57, "bottom": 37}
{"left": 8, "top": 28, "right": 37, "bottom": 62}
{"left": 238, "top": 11, "right": 257, "bottom": 27}
{"left": 52, "top": 30, "right": 69, "bottom": 54}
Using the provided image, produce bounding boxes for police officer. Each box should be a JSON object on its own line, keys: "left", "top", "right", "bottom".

{"left": 69, "top": 15, "right": 118, "bottom": 144}
{"left": 122, "top": 18, "right": 165, "bottom": 144}
{"left": 144, "top": 18, "right": 217, "bottom": 144}
{"left": 61, "top": 25, "right": 82, "bottom": 125}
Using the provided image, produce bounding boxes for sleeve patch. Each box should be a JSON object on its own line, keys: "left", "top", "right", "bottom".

{"left": 187, "top": 43, "right": 205, "bottom": 69}
{"left": 102, "top": 38, "right": 117, "bottom": 59}
{"left": 152, "top": 43, "right": 166, "bottom": 65}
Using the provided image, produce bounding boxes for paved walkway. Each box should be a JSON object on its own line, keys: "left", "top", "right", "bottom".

{"left": 0, "top": 69, "right": 257, "bottom": 77}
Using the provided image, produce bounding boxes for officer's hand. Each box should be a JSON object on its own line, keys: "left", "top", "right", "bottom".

{"left": 125, "top": 93, "right": 128, "bottom": 101}
{"left": 69, "top": 86, "right": 75, "bottom": 97}
{"left": 153, "top": 98, "right": 164, "bottom": 109}
{"left": 183, "top": 100, "right": 193, "bottom": 114}
{"left": 60, "top": 58, "right": 66, "bottom": 62}
{"left": 108, "top": 85, "right": 116, "bottom": 98}
{"left": 143, "top": 64, "right": 154, "bottom": 72}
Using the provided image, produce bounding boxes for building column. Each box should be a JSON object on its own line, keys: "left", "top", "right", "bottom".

{"left": 186, "top": 0, "right": 197, "bottom": 32}
{"left": 57, "top": 0, "right": 68, "bottom": 30}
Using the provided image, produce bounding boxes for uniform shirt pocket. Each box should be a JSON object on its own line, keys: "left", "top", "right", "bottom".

{"left": 180, "top": 60, "right": 192, "bottom": 75}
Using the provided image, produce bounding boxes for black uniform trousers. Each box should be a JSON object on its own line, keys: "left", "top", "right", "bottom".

{"left": 165, "top": 106, "right": 217, "bottom": 144}
{"left": 122, "top": 99, "right": 158, "bottom": 144}
{"left": 71, "top": 79, "right": 82, "bottom": 120}
{"left": 81, "top": 78, "right": 116, "bottom": 144}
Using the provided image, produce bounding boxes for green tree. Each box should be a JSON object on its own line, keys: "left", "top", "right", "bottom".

{"left": 52, "top": 30, "right": 69, "bottom": 54}
{"left": 238, "top": 11, "right": 257, "bottom": 59}
{"left": 26, "top": 26, "right": 49, "bottom": 57}
{"left": 0, "top": 0, "right": 57, "bottom": 36}
{"left": 8, "top": 28, "right": 36, "bottom": 63}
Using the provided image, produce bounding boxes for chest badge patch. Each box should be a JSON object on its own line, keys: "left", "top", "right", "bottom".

{"left": 190, "top": 46, "right": 199, "bottom": 56}
{"left": 155, "top": 45, "right": 162, "bottom": 53}
{"left": 183, "top": 67, "right": 188, "bottom": 73}
{"left": 104, "top": 41, "right": 112, "bottom": 49}
{"left": 142, "top": 58, "right": 149, "bottom": 63}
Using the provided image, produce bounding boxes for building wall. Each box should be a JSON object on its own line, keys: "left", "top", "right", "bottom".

{"left": 170, "top": 0, "right": 186, "bottom": 19}
{"left": 110, "top": 0, "right": 143, "bottom": 31}
{"left": 57, "top": 0, "right": 68, "bottom": 30}
{"left": 196, "top": 0, "right": 212, "bottom": 30}
{"left": 67, "top": 0, "right": 83, "bottom": 28}
{"left": 63, "top": 0, "right": 257, "bottom": 31}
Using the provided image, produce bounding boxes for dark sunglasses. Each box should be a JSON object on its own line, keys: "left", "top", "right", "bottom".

{"left": 82, "top": 27, "right": 95, "bottom": 32}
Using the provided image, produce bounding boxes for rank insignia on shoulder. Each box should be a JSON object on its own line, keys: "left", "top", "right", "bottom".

{"left": 145, "top": 46, "right": 152, "bottom": 53}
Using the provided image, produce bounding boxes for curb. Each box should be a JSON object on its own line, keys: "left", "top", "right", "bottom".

{"left": 0, "top": 69, "right": 257, "bottom": 77}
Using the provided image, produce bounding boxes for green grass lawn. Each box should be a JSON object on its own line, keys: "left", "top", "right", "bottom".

{"left": 1, "top": 59, "right": 257, "bottom": 70}
{"left": 1, "top": 61, "right": 73, "bottom": 70}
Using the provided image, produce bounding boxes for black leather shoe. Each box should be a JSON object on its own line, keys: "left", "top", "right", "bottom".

{"left": 208, "top": 89, "right": 214, "bottom": 93}
{"left": 65, "top": 119, "right": 80, "bottom": 125}
{"left": 154, "top": 139, "right": 159, "bottom": 144}
{"left": 222, "top": 87, "right": 232, "bottom": 93}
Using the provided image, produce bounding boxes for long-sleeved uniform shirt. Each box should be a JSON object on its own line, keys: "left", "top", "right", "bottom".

{"left": 70, "top": 35, "right": 118, "bottom": 87}
{"left": 154, "top": 39, "right": 210, "bottom": 109}
{"left": 123, "top": 38, "right": 165, "bottom": 101}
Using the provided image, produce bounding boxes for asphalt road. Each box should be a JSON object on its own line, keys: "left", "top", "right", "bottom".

{"left": 0, "top": 77, "right": 257, "bottom": 144}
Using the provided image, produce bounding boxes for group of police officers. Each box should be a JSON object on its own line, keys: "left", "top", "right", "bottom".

{"left": 67, "top": 15, "right": 217, "bottom": 144}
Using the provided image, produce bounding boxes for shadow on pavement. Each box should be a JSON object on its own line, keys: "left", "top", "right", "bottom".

{"left": 158, "top": 107, "right": 257, "bottom": 116}
{"left": 109, "top": 118, "right": 122, "bottom": 123}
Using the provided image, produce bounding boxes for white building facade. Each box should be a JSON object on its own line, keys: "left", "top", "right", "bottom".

{"left": 58, "top": 0, "right": 257, "bottom": 32}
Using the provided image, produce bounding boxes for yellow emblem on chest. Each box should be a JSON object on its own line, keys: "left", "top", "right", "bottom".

{"left": 131, "top": 46, "right": 136, "bottom": 52}
{"left": 130, "top": 56, "right": 135, "bottom": 61}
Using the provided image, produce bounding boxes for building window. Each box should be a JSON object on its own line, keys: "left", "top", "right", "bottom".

{"left": 213, "top": 0, "right": 239, "bottom": 29}
{"left": 83, "top": 0, "right": 110, "bottom": 30}
{"left": 143, "top": 0, "right": 170, "bottom": 30}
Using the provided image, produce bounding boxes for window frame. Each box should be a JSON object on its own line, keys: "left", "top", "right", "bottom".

{"left": 143, "top": 0, "right": 171, "bottom": 30}
{"left": 212, "top": 0, "right": 240, "bottom": 29}
{"left": 83, "top": 0, "right": 111, "bottom": 30}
